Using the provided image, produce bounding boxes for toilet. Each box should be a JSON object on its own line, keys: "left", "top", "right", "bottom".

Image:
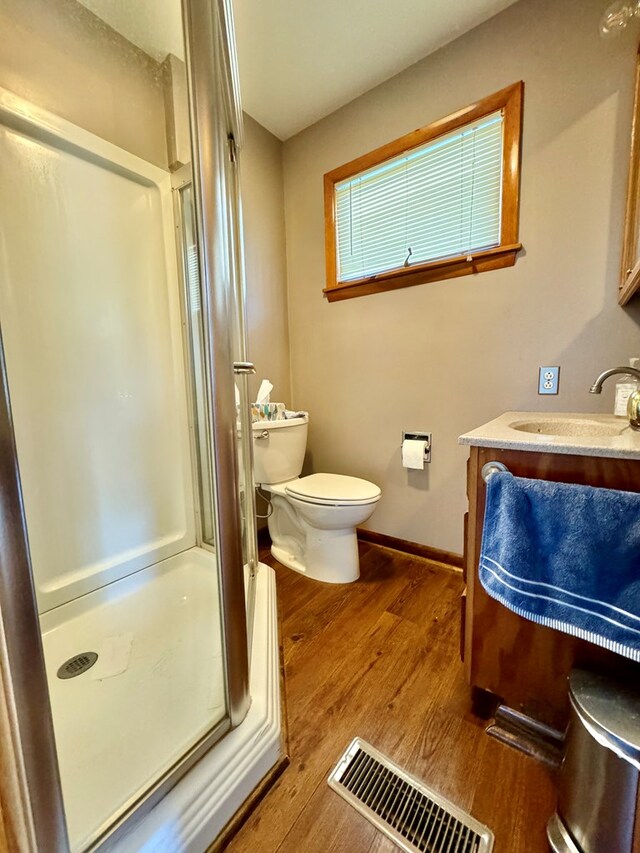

{"left": 252, "top": 414, "right": 380, "bottom": 583}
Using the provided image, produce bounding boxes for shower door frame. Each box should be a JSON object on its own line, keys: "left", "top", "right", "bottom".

{"left": 181, "top": 0, "right": 251, "bottom": 726}
{"left": 0, "top": 0, "right": 253, "bottom": 849}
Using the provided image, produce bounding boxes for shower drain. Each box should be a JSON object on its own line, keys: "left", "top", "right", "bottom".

{"left": 57, "top": 652, "right": 98, "bottom": 679}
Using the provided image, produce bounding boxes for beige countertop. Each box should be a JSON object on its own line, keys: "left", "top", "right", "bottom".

{"left": 458, "top": 412, "right": 640, "bottom": 460}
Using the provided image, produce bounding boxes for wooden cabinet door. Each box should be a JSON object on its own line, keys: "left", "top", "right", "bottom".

{"left": 465, "top": 446, "right": 640, "bottom": 729}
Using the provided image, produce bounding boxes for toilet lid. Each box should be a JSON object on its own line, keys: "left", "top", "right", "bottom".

{"left": 285, "top": 473, "right": 381, "bottom": 505}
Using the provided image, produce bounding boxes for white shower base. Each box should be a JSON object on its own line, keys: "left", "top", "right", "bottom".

{"left": 116, "top": 560, "right": 281, "bottom": 853}
{"left": 40, "top": 549, "right": 281, "bottom": 851}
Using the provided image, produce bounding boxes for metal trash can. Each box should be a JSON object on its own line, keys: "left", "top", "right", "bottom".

{"left": 547, "top": 669, "right": 640, "bottom": 853}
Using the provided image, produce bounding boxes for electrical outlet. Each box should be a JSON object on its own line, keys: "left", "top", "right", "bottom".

{"left": 538, "top": 366, "right": 560, "bottom": 395}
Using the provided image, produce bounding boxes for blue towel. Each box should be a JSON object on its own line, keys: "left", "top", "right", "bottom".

{"left": 479, "top": 471, "right": 640, "bottom": 661}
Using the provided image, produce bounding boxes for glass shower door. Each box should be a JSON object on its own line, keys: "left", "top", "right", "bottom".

{"left": 175, "top": 147, "right": 259, "bottom": 664}
{"left": 0, "top": 0, "right": 251, "bottom": 848}
{"left": 183, "top": 0, "right": 260, "bottom": 670}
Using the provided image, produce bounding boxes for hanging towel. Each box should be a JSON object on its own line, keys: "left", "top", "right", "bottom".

{"left": 479, "top": 471, "right": 640, "bottom": 661}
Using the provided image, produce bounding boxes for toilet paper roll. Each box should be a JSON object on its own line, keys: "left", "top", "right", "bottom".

{"left": 402, "top": 439, "right": 426, "bottom": 470}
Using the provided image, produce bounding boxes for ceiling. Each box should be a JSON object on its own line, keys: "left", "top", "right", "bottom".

{"left": 232, "top": 0, "right": 519, "bottom": 139}
{"left": 78, "top": 0, "right": 519, "bottom": 140}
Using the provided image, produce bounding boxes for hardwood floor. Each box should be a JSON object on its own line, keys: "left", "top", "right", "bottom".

{"left": 227, "top": 541, "right": 556, "bottom": 852}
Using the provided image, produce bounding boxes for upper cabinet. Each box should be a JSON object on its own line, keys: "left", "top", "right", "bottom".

{"left": 620, "top": 46, "right": 640, "bottom": 305}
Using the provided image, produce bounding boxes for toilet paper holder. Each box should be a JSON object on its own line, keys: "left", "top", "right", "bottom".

{"left": 401, "top": 431, "right": 432, "bottom": 463}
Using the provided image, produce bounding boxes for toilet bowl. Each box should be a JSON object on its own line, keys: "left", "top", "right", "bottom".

{"left": 252, "top": 416, "right": 380, "bottom": 583}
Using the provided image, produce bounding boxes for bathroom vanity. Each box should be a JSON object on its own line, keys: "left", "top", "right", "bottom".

{"left": 459, "top": 412, "right": 640, "bottom": 730}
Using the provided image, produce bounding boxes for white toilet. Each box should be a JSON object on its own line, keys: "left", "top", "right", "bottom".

{"left": 252, "top": 414, "right": 380, "bottom": 583}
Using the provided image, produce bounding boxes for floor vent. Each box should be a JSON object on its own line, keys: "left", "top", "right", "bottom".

{"left": 57, "top": 652, "right": 98, "bottom": 679}
{"left": 328, "top": 738, "right": 494, "bottom": 853}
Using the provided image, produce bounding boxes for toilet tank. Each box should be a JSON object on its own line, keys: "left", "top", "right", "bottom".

{"left": 252, "top": 416, "right": 308, "bottom": 485}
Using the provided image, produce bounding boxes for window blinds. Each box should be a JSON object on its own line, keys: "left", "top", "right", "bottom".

{"left": 334, "top": 112, "right": 504, "bottom": 283}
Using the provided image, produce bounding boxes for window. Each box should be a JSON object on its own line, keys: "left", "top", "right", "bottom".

{"left": 323, "top": 82, "right": 523, "bottom": 301}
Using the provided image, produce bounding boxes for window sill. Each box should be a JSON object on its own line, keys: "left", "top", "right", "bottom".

{"left": 323, "top": 244, "right": 522, "bottom": 303}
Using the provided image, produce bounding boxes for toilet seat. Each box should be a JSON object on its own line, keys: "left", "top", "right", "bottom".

{"left": 285, "top": 473, "right": 381, "bottom": 506}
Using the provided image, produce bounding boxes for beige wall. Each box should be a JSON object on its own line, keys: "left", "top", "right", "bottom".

{"left": 241, "top": 114, "right": 291, "bottom": 405}
{"left": 0, "top": 0, "right": 167, "bottom": 168}
{"left": 241, "top": 114, "right": 291, "bottom": 528}
{"left": 282, "top": 0, "right": 640, "bottom": 554}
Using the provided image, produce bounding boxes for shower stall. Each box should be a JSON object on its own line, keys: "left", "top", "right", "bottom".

{"left": 0, "top": 0, "right": 281, "bottom": 850}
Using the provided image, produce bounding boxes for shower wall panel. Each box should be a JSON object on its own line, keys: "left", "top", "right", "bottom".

{"left": 0, "top": 90, "right": 196, "bottom": 613}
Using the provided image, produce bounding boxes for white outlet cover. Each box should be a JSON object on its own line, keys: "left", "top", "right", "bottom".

{"left": 538, "top": 366, "right": 560, "bottom": 395}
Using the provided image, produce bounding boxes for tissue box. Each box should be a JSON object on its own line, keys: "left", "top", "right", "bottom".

{"left": 251, "top": 402, "right": 286, "bottom": 422}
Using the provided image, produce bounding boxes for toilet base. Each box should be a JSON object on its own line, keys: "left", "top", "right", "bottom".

{"left": 269, "top": 515, "right": 361, "bottom": 584}
{"left": 264, "top": 486, "right": 380, "bottom": 584}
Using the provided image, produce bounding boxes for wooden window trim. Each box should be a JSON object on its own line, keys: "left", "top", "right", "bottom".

{"left": 323, "top": 81, "right": 524, "bottom": 302}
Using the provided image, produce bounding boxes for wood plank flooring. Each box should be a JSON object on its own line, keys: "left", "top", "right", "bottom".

{"left": 227, "top": 541, "right": 556, "bottom": 852}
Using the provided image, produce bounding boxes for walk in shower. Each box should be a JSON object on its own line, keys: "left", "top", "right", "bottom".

{"left": 0, "top": 0, "right": 280, "bottom": 850}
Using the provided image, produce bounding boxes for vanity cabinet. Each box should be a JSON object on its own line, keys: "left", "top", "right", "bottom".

{"left": 462, "top": 444, "right": 640, "bottom": 731}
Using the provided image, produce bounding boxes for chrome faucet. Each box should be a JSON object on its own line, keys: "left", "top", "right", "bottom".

{"left": 589, "top": 366, "right": 640, "bottom": 430}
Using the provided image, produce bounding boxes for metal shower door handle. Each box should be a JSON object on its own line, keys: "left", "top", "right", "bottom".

{"left": 233, "top": 361, "right": 255, "bottom": 374}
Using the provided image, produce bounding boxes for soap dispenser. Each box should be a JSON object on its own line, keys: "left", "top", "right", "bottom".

{"left": 614, "top": 358, "right": 640, "bottom": 417}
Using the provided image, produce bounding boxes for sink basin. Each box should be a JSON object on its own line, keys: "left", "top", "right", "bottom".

{"left": 459, "top": 411, "right": 640, "bottom": 459}
{"left": 509, "top": 418, "right": 626, "bottom": 438}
